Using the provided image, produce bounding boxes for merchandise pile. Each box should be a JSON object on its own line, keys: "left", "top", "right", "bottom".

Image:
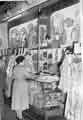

{"left": 29, "top": 73, "right": 66, "bottom": 116}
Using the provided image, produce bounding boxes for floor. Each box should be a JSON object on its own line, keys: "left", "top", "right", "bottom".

{"left": 2, "top": 97, "right": 18, "bottom": 120}
{"left": 3, "top": 97, "right": 67, "bottom": 120}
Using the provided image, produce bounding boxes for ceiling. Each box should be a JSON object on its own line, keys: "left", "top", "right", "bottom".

{"left": 0, "top": 0, "right": 48, "bottom": 14}
{"left": 0, "top": 0, "right": 54, "bottom": 22}
{"left": 0, "top": 1, "right": 17, "bottom": 13}
{"left": 0, "top": 1, "right": 28, "bottom": 21}
{"left": 0, "top": 0, "right": 79, "bottom": 23}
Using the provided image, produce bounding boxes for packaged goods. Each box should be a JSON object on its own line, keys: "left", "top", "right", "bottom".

{"left": 31, "top": 86, "right": 65, "bottom": 109}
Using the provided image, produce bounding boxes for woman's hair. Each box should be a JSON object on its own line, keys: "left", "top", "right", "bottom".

{"left": 16, "top": 55, "right": 25, "bottom": 64}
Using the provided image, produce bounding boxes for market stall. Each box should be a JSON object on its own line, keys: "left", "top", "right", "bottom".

{"left": 0, "top": 0, "right": 81, "bottom": 120}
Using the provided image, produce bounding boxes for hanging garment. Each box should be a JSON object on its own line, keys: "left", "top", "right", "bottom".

{"left": 65, "top": 61, "right": 82, "bottom": 120}
{"left": 24, "top": 54, "right": 35, "bottom": 73}
{"left": 59, "top": 54, "right": 82, "bottom": 120}
{"left": 6, "top": 55, "right": 15, "bottom": 98}
{"left": 6, "top": 55, "right": 16, "bottom": 78}
{"left": 59, "top": 54, "right": 73, "bottom": 92}
{"left": 0, "top": 59, "right": 7, "bottom": 120}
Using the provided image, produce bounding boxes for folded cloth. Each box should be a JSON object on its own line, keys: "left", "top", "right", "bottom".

{"left": 37, "top": 74, "right": 59, "bottom": 83}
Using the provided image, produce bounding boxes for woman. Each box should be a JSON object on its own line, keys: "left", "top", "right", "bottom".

{"left": 11, "top": 55, "right": 34, "bottom": 119}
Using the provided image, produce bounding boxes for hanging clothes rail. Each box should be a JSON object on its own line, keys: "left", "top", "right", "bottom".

{"left": 0, "top": 47, "right": 33, "bottom": 56}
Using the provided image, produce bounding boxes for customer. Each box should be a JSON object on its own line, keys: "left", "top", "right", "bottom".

{"left": 11, "top": 55, "right": 34, "bottom": 120}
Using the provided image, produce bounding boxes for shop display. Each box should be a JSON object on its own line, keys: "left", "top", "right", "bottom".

{"left": 39, "top": 25, "right": 47, "bottom": 47}
{"left": 71, "top": 24, "right": 80, "bottom": 42}
{"left": 9, "top": 19, "right": 38, "bottom": 48}
{"left": 9, "top": 28, "right": 20, "bottom": 48}
{"left": 51, "top": 14, "right": 64, "bottom": 35}
{"left": 6, "top": 54, "right": 16, "bottom": 97}
{"left": 50, "top": 13, "right": 65, "bottom": 47}
{"left": 59, "top": 54, "right": 82, "bottom": 120}
{"left": 38, "top": 48, "right": 62, "bottom": 73}
{"left": 33, "top": 90, "right": 65, "bottom": 109}
{"left": 8, "top": 4, "right": 80, "bottom": 75}
{"left": 51, "top": 4, "right": 80, "bottom": 46}
{"left": 27, "top": 23, "right": 38, "bottom": 48}
{"left": 19, "top": 27, "right": 28, "bottom": 48}
{"left": 27, "top": 73, "right": 67, "bottom": 120}
{"left": 29, "top": 73, "right": 66, "bottom": 114}
{"left": 1, "top": 1, "right": 80, "bottom": 120}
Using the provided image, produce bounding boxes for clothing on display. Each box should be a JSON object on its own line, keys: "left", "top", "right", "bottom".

{"left": 9, "top": 19, "right": 38, "bottom": 49}
{"left": 6, "top": 55, "right": 16, "bottom": 98}
{"left": 59, "top": 54, "right": 82, "bottom": 120}
{"left": 33, "top": 89, "right": 65, "bottom": 110}
{"left": 0, "top": 58, "right": 7, "bottom": 120}
{"left": 28, "top": 73, "right": 66, "bottom": 117}
{"left": 39, "top": 25, "right": 47, "bottom": 47}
